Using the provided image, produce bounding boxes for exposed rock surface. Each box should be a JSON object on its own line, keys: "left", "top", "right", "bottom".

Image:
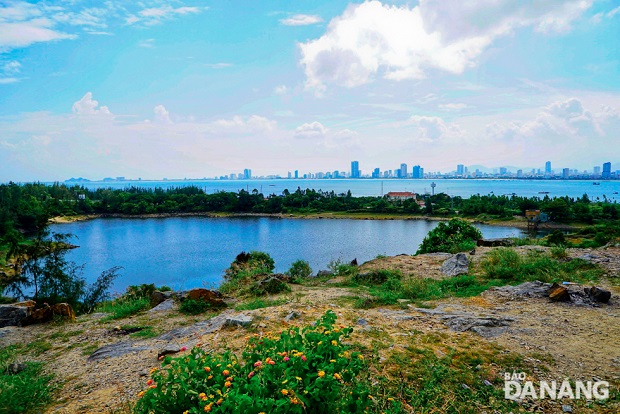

{"left": 87, "top": 341, "right": 153, "bottom": 362}
{"left": 477, "top": 238, "right": 514, "bottom": 247}
{"left": 21, "top": 303, "right": 76, "bottom": 326}
{"left": 0, "top": 300, "right": 35, "bottom": 328}
{"left": 148, "top": 298, "right": 176, "bottom": 312}
{"left": 440, "top": 253, "right": 469, "bottom": 277}
{"left": 150, "top": 290, "right": 174, "bottom": 307}
{"left": 158, "top": 311, "right": 253, "bottom": 341}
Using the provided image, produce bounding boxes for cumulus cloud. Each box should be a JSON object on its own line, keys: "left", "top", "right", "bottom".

{"left": 154, "top": 105, "right": 172, "bottom": 124}
{"left": 211, "top": 115, "right": 276, "bottom": 133}
{"left": 300, "top": 0, "right": 592, "bottom": 90}
{"left": 280, "top": 14, "right": 323, "bottom": 26}
{"left": 295, "top": 121, "right": 328, "bottom": 139}
{"left": 438, "top": 103, "right": 471, "bottom": 112}
{"left": 72, "top": 92, "right": 111, "bottom": 115}
{"left": 273, "top": 84, "right": 288, "bottom": 95}
{"left": 486, "top": 98, "right": 606, "bottom": 142}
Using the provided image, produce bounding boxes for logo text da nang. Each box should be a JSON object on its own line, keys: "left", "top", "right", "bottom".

{"left": 504, "top": 372, "right": 609, "bottom": 401}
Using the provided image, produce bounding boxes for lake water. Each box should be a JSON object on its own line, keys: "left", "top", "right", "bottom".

{"left": 71, "top": 178, "right": 620, "bottom": 200}
{"left": 51, "top": 217, "right": 527, "bottom": 293}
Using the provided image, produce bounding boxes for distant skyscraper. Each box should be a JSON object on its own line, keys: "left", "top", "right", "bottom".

{"left": 412, "top": 165, "right": 422, "bottom": 179}
{"left": 602, "top": 162, "right": 612, "bottom": 179}
{"left": 351, "top": 161, "right": 360, "bottom": 178}
{"left": 372, "top": 168, "right": 380, "bottom": 178}
{"left": 562, "top": 168, "right": 570, "bottom": 179}
{"left": 243, "top": 169, "right": 251, "bottom": 179}
{"left": 294, "top": 170, "right": 299, "bottom": 179}
{"left": 287, "top": 171, "right": 292, "bottom": 179}
{"left": 593, "top": 166, "right": 601, "bottom": 176}
{"left": 499, "top": 167, "right": 507, "bottom": 175}
{"left": 456, "top": 164, "right": 465, "bottom": 175}
{"left": 545, "top": 161, "right": 551, "bottom": 175}
{"left": 400, "top": 163, "right": 408, "bottom": 178}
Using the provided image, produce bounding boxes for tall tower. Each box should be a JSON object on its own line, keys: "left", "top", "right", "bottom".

{"left": 351, "top": 161, "right": 360, "bottom": 178}
{"left": 400, "top": 163, "right": 408, "bottom": 178}
{"left": 602, "top": 162, "right": 612, "bottom": 179}
{"left": 545, "top": 161, "right": 551, "bottom": 175}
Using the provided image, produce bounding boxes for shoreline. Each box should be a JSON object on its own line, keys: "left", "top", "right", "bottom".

{"left": 48, "top": 212, "right": 578, "bottom": 231}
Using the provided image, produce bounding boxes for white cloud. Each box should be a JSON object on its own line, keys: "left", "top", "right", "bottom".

{"left": 0, "top": 77, "right": 19, "bottom": 84}
{"left": 300, "top": 0, "right": 592, "bottom": 90}
{"left": 295, "top": 121, "right": 328, "bottom": 139}
{"left": 407, "top": 115, "right": 462, "bottom": 142}
{"left": 274, "top": 84, "right": 288, "bottom": 95}
{"left": 127, "top": 5, "right": 203, "bottom": 26}
{"left": 204, "top": 63, "right": 232, "bottom": 69}
{"left": 154, "top": 105, "right": 172, "bottom": 124}
{"left": 0, "top": 19, "right": 76, "bottom": 50}
{"left": 3, "top": 61, "right": 21, "bottom": 74}
{"left": 280, "top": 14, "right": 323, "bottom": 26}
{"left": 211, "top": 115, "right": 276, "bottom": 133}
{"left": 138, "top": 38, "right": 155, "bottom": 48}
{"left": 72, "top": 92, "right": 111, "bottom": 115}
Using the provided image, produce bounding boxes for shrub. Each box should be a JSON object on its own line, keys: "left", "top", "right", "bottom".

{"left": 417, "top": 219, "right": 482, "bottom": 254}
{"left": 327, "top": 259, "right": 358, "bottom": 278}
{"left": 353, "top": 269, "right": 401, "bottom": 285}
{"left": 286, "top": 260, "right": 313, "bottom": 280}
{"left": 546, "top": 230, "right": 567, "bottom": 246}
{"left": 221, "top": 251, "right": 277, "bottom": 296}
{"left": 179, "top": 298, "right": 216, "bottom": 315}
{"left": 97, "top": 296, "right": 150, "bottom": 320}
{"left": 134, "top": 311, "right": 391, "bottom": 414}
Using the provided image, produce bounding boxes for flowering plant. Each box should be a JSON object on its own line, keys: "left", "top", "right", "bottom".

{"left": 134, "top": 311, "right": 393, "bottom": 413}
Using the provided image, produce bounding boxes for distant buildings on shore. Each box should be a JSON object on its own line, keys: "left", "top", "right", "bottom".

{"left": 65, "top": 160, "right": 619, "bottom": 183}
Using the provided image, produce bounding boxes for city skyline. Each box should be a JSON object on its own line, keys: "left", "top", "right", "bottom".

{"left": 1, "top": 1, "right": 620, "bottom": 181}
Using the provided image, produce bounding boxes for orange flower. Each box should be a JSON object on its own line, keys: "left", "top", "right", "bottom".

{"left": 318, "top": 371, "right": 325, "bottom": 378}
{"left": 333, "top": 373, "right": 342, "bottom": 380}
{"left": 222, "top": 369, "right": 230, "bottom": 376}
{"left": 224, "top": 381, "right": 232, "bottom": 388}
{"left": 146, "top": 379, "right": 154, "bottom": 386}
{"left": 204, "top": 367, "right": 211, "bottom": 373}
{"left": 204, "top": 403, "right": 212, "bottom": 412}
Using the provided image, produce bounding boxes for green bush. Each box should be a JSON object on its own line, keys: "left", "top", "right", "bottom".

{"left": 546, "top": 230, "right": 567, "bottom": 246}
{"left": 286, "top": 260, "right": 313, "bottom": 280}
{"left": 134, "top": 311, "right": 394, "bottom": 414}
{"left": 179, "top": 298, "right": 217, "bottom": 315}
{"left": 221, "top": 251, "right": 278, "bottom": 296}
{"left": 97, "top": 296, "right": 150, "bottom": 320}
{"left": 417, "top": 219, "right": 482, "bottom": 254}
{"left": 353, "top": 269, "right": 401, "bottom": 285}
{"left": 0, "top": 345, "right": 57, "bottom": 414}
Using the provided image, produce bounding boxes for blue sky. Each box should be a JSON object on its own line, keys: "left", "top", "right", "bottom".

{"left": 1, "top": 0, "right": 619, "bottom": 181}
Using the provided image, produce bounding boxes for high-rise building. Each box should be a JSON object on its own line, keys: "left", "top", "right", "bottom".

{"left": 399, "top": 163, "right": 408, "bottom": 178}
{"left": 499, "top": 167, "right": 507, "bottom": 175}
{"left": 372, "top": 168, "right": 380, "bottom": 178}
{"left": 294, "top": 170, "right": 299, "bottom": 179}
{"left": 517, "top": 169, "right": 523, "bottom": 178}
{"left": 287, "top": 171, "right": 292, "bottom": 179}
{"left": 602, "top": 162, "right": 612, "bottom": 179}
{"left": 351, "top": 161, "right": 360, "bottom": 178}
{"left": 412, "top": 165, "right": 422, "bottom": 179}
{"left": 243, "top": 169, "right": 252, "bottom": 179}
{"left": 545, "top": 161, "right": 551, "bottom": 175}
{"left": 593, "top": 166, "right": 601, "bottom": 176}
{"left": 456, "top": 164, "right": 465, "bottom": 175}
{"left": 562, "top": 168, "right": 570, "bottom": 179}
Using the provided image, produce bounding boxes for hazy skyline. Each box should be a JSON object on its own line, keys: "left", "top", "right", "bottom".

{"left": 1, "top": 0, "right": 619, "bottom": 181}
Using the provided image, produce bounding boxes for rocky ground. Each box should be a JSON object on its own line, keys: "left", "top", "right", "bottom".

{"left": 1, "top": 245, "right": 619, "bottom": 414}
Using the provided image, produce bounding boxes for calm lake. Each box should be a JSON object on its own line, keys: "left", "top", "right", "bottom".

{"left": 51, "top": 217, "right": 527, "bottom": 293}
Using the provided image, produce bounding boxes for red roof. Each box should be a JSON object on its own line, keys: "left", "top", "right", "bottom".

{"left": 386, "top": 191, "right": 416, "bottom": 197}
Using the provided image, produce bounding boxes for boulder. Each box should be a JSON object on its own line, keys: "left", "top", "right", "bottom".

{"left": 185, "top": 289, "right": 226, "bottom": 308}
{"left": 284, "top": 311, "right": 300, "bottom": 322}
{"left": 548, "top": 283, "right": 570, "bottom": 302}
{"left": 316, "top": 270, "right": 332, "bottom": 278}
{"left": 585, "top": 287, "right": 611, "bottom": 303}
{"left": 440, "top": 253, "right": 469, "bottom": 277}
{"left": 6, "top": 363, "right": 27, "bottom": 375}
{"left": 148, "top": 298, "right": 176, "bottom": 312}
{"left": 255, "top": 275, "right": 289, "bottom": 294}
{"left": 157, "top": 345, "right": 181, "bottom": 359}
{"left": 150, "top": 290, "right": 174, "bottom": 307}
{"left": 21, "top": 303, "right": 76, "bottom": 326}
{"left": 0, "top": 301, "right": 35, "bottom": 328}
{"left": 88, "top": 341, "right": 153, "bottom": 362}
{"left": 224, "top": 314, "right": 253, "bottom": 328}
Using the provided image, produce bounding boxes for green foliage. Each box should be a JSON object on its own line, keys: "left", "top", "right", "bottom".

{"left": 353, "top": 269, "right": 401, "bottom": 285}
{"left": 97, "top": 296, "right": 150, "bottom": 320}
{"left": 480, "top": 248, "right": 602, "bottom": 284}
{"left": 546, "top": 230, "right": 567, "bottom": 246}
{"left": 0, "top": 345, "right": 57, "bottom": 414}
{"left": 134, "top": 311, "right": 393, "bottom": 414}
{"left": 380, "top": 333, "right": 525, "bottom": 413}
{"left": 327, "top": 259, "right": 359, "bottom": 278}
{"left": 286, "top": 260, "right": 313, "bottom": 280}
{"left": 179, "top": 299, "right": 217, "bottom": 315}
{"left": 416, "top": 219, "right": 482, "bottom": 254}
{"left": 220, "top": 251, "right": 284, "bottom": 296}
{"left": 1, "top": 232, "right": 119, "bottom": 314}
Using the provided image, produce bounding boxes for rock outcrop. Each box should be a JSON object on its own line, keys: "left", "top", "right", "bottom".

{"left": 21, "top": 303, "right": 76, "bottom": 326}
{"left": 440, "top": 253, "right": 469, "bottom": 277}
{"left": 0, "top": 300, "right": 35, "bottom": 328}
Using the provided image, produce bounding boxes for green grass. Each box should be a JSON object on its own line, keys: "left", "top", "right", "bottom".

{"left": 97, "top": 296, "right": 151, "bottom": 320}
{"left": 350, "top": 248, "right": 604, "bottom": 308}
{"left": 234, "top": 297, "right": 287, "bottom": 311}
{"left": 372, "top": 332, "right": 526, "bottom": 413}
{"left": 0, "top": 345, "right": 58, "bottom": 414}
{"left": 178, "top": 298, "right": 224, "bottom": 315}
